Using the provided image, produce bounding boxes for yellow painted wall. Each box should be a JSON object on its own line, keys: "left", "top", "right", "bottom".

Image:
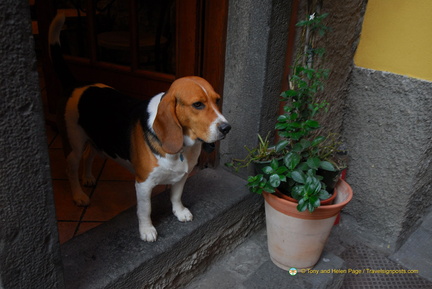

{"left": 354, "top": 0, "right": 432, "bottom": 81}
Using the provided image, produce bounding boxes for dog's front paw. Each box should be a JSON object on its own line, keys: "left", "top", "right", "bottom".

{"left": 82, "top": 175, "right": 96, "bottom": 187}
{"left": 173, "top": 207, "right": 193, "bottom": 222}
{"left": 139, "top": 225, "right": 158, "bottom": 242}
{"left": 73, "top": 192, "right": 90, "bottom": 207}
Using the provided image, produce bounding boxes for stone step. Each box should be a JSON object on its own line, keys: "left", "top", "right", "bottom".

{"left": 61, "top": 168, "right": 264, "bottom": 289}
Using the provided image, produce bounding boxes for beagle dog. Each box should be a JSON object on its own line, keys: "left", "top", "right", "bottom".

{"left": 49, "top": 14, "right": 231, "bottom": 242}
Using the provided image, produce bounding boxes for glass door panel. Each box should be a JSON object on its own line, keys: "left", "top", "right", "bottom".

{"left": 57, "top": 0, "right": 175, "bottom": 74}
{"left": 136, "top": 0, "right": 176, "bottom": 74}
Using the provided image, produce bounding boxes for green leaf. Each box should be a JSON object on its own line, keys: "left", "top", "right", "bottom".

{"left": 277, "top": 115, "right": 288, "bottom": 122}
{"left": 284, "top": 152, "right": 301, "bottom": 170}
{"left": 320, "top": 161, "right": 336, "bottom": 172}
{"left": 275, "top": 166, "right": 288, "bottom": 174}
{"left": 292, "top": 143, "right": 304, "bottom": 153}
{"left": 287, "top": 122, "right": 302, "bottom": 129}
{"left": 269, "top": 174, "right": 281, "bottom": 188}
{"left": 290, "top": 132, "right": 304, "bottom": 141}
{"left": 305, "top": 120, "right": 320, "bottom": 129}
{"left": 293, "top": 102, "right": 303, "bottom": 109}
{"left": 306, "top": 169, "right": 316, "bottom": 178}
{"left": 291, "top": 170, "right": 306, "bottom": 184}
{"left": 307, "top": 202, "right": 316, "bottom": 213}
{"left": 270, "top": 159, "right": 279, "bottom": 170}
{"left": 289, "top": 113, "right": 299, "bottom": 120}
{"left": 247, "top": 174, "right": 266, "bottom": 194}
{"left": 318, "top": 13, "right": 329, "bottom": 21}
{"left": 275, "top": 122, "right": 287, "bottom": 130}
{"left": 297, "top": 199, "right": 307, "bottom": 212}
{"left": 311, "top": 136, "right": 325, "bottom": 146}
{"left": 307, "top": 157, "right": 321, "bottom": 170}
{"left": 319, "top": 190, "right": 331, "bottom": 200}
{"left": 297, "top": 162, "right": 309, "bottom": 171}
{"left": 291, "top": 185, "right": 304, "bottom": 200}
{"left": 304, "top": 176, "right": 322, "bottom": 195}
{"left": 262, "top": 166, "right": 273, "bottom": 175}
{"left": 310, "top": 196, "right": 320, "bottom": 208}
{"left": 247, "top": 174, "right": 262, "bottom": 184}
{"left": 299, "top": 139, "right": 311, "bottom": 150}
{"left": 281, "top": 90, "right": 298, "bottom": 98}
{"left": 295, "top": 20, "right": 310, "bottom": 27}
{"left": 275, "top": 140, "right": 289, "bottom": 152}
{"left": 264, "top": 183, "right": 276, "bottom": 193}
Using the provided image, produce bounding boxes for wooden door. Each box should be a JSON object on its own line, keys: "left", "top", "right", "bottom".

{"left": 36, "top": 0, "right": 228, "bottom": 167}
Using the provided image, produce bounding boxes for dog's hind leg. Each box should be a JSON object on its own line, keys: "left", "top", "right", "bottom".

{"left": 66, "top": 126, "right": 90, "bottom": 207}
{"left": 82, "top": 142, "right": 97, "bottom": 186}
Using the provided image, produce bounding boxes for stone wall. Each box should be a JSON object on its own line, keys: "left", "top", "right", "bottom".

{"left": 220, "top": 0, "right": 292, "bottom": 176}
{"left": 220, "top": 0, "right": 368, "bottom": 174}
{"left": 0, "top": 1, "right": 63, "bottom": 288}
{"left": 342, "top": 67, "right": 432, "bottom": 251}
{"left": 316, "top": 0, "right": 368, "bottom": 136}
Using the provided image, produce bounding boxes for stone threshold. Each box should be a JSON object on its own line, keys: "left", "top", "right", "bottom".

{"left": 61, "top": 168, "right": 264, "bottom": 289}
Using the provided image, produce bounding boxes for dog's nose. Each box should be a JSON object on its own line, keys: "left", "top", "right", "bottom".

{"left": 218, "top": 123, "right": 231, "bottom": 135}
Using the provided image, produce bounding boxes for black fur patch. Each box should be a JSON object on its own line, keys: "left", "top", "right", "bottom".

{"left": 77, "top": 86, "right": 150, "bottom": 160}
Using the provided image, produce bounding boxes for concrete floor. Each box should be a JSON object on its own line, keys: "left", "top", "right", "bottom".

{"left": 185, "top": 211, "right": 432, "bottom": 289}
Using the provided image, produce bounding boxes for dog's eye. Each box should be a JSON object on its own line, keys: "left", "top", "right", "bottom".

{"left": 192, "top": 102, "right": 205, "bottom": 110}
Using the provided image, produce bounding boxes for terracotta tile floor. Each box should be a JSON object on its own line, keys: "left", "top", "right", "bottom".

{"left": 45, "top": 125, "right": 170, "bottom": 244}
{"left": 37, "top": 59, "right": 152, "bottom": 244}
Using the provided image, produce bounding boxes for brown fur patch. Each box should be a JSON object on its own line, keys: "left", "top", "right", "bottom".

{"left": 152, "top": 93, "right": 184, "bottom": 154}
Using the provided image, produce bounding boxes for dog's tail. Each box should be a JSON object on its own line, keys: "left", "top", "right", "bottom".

{"left": 49, "top": 14, "right": 76, "bottom": 89}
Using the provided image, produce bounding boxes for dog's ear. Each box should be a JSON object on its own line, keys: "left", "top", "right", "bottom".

{"left": 153, "top": 93, "right": 184, "bottom": 154}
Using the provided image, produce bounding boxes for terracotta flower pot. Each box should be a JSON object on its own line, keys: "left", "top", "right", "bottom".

{"left": 263, "top": 179, "right": 353, "bottom": 270}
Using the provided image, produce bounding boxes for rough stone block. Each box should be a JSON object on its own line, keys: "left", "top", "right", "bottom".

{"left": 343, "top": 67, "right": 432, "bottom": 251}
{"left": 61, "top": 168, "right": 264, "bottom": 289}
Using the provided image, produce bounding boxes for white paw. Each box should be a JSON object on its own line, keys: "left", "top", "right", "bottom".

{"left": 73, "top": 192, "right": 90, "bottom": 207}
{"left": 173, "top": 207, "right": 193, "bottom": 222}
{"left": 140, "top": 225, "right": 158, "bottom": 242}
{"left": 82, "top": 175, "right": 96, "bottom": 187}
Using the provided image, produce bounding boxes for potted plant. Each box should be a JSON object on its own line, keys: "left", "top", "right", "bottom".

{"left": 246, "top": 12, "right": 353, "bottom": 270}
{"left": 226, "top": 133, "right": 284, "bottom": 174}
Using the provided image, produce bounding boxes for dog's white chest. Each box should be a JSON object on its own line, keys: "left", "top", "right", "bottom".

{"left": 152, "top": 154, "right": 189, "bottom": 185}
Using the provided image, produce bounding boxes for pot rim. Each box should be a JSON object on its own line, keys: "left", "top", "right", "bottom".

{"left": 275, "top": 188, "right": 338, "bottom": 205}
{"left": 263, "top": 179, "right": 353, "bottom": 220}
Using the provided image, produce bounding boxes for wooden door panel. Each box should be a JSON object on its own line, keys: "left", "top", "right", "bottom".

{"left": 65, "top": 56, "right": 174, "bottom": 98}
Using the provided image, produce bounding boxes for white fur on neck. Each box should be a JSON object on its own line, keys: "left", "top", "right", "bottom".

{"left": 147, "top": 92, "right": 165, "bottom": 134}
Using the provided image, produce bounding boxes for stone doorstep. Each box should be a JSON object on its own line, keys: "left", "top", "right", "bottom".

{"left": 61, "top": 168, "right": 265, "bottom": 289}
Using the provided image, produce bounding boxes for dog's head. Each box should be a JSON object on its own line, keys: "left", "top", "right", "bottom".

{"left": 153, "top": 76, "right": 231, "bottom": 154}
